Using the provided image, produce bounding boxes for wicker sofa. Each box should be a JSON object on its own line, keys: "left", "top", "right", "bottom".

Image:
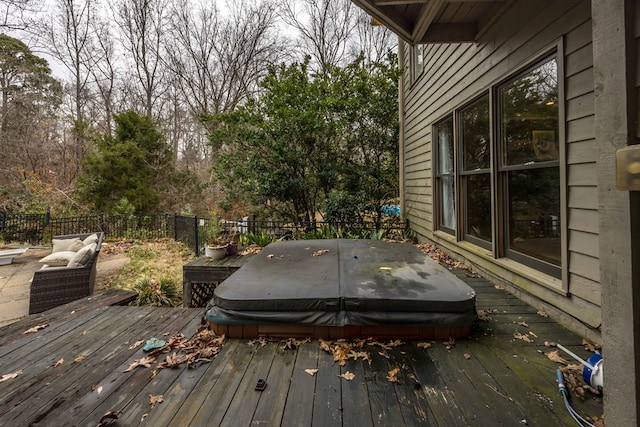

{"left": 29, "top": 232, "right": 104, "bottom": 314}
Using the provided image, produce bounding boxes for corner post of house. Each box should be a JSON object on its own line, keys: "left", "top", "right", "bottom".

{"left": 592, "top": 0, "right": 640, "bottom": 423}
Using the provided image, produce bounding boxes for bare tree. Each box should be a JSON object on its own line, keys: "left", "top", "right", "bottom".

{"left": 114, "top": 0, "right": 167, "bottom": 118}
{"left": 43, "top": 0, "right": 96, "bottom": 125}
{"left": 0, "top": 0, "right": 41, "bottom": 30}
{"left": 279, "top": 0, "right": 356, "bottom": 72}
{"left": 350, "top": 8, "right": 396, "bottom": 66}
{"left": 165, "top": 0, "right": 283, "bottom": 118}
{"left": 87, "top": 15, "right": 117, "bottom": 135}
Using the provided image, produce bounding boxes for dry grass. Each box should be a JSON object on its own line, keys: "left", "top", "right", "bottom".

{"left": 99, "top": 238, "right": 195, "bottom": 298}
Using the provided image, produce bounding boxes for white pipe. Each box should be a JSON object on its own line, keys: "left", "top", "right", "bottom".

{"left": 556, "top": 343, "right": 596, "bottom": 370}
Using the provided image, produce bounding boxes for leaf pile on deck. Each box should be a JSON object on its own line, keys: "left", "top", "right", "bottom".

{"left": 559, "top": 364, "right": 602, "bottom": 399}
{"left": 415, "top": 243, "right": 479, "bottom": 277}
{"left": 318, "top": 338, "right": 404, "bottom": 366}
{"left": 123, "top": 327, "right": 225, "bottom": 377}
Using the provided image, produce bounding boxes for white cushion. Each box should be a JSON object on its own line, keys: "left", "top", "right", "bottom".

{"left": 39, "top": 251, "right": 76, "bottom": 266}
{"left": 82, "top": 233, "right": 99, "bottom": 246}
{"left": 52, "top": 238, "right": 83, "bottom": 253}
{"left": 67, "top": 243, "right": 96, "bottom": 267}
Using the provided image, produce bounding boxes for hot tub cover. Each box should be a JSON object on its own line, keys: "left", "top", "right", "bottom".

{"left": 206, "top": 239, "right": 476, "bottom": 327}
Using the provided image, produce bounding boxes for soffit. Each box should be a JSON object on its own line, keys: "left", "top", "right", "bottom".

{"left": 351, "top": 0, "right": 513, "bottom": 44}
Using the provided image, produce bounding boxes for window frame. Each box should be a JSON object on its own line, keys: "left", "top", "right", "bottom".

{"left": 496, "top": 54, "right": 563, "bottom": 279}
{"left": 458, "top": 93, "right": 493, "bottom": 250}
{"left": 429, "top": 41, "right": 567, "bottom": 287}
{"left": 433, "top": 114, "right": 456, "bottom": 236}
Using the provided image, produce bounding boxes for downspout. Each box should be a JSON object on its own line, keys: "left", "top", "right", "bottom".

{"left": 398, "top": 36, "right": 406, "bottom": 225}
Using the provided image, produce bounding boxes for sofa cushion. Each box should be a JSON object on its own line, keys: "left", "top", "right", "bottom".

{"left": 52, "top": 238, "right": 83, "bottom": 253}
{"left": 82, "top": 233, "right": 99, "bottom": 246}
{"left": 67, "top": 243, "right": 97, "bottom": 268}
{"left": 39, "top": 251, "right": 76, "bottom": 266}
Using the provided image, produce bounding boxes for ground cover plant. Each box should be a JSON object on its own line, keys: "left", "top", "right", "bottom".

{"left": 99, "top": 238, "right": 195, "bottom": 305}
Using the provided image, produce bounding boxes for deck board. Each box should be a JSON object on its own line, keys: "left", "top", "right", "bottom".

{"left": 280, "top": 342, "right": 319, "bottom": 427}
{"left": 0, "top": 272, "right": 603, "bottom": 426}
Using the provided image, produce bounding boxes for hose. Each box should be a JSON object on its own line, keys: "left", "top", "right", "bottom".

{"left": 556, "top": 369, "right": 595, "bottom": 427}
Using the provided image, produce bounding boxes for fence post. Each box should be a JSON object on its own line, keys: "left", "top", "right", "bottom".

{"left": 0, "top": 211, "right": 5, "bottom": 234}
{"left": 194, "top": 216, "right": 200, "bottom": 257}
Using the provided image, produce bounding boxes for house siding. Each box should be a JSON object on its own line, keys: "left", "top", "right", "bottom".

{"left": 402, "top": 0, "right": 601, "bottom": 334}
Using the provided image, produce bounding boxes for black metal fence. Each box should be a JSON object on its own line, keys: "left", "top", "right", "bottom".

{"left": 1, "top": 212, "right": 408, "bottom": 256}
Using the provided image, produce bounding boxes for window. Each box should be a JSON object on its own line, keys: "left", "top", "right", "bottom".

{"left": 434, "top": 116, "right": 455, "bottom": 234}
{"left": 460, "top": 95, "right": 491, "bottom": 247}
{"left": 498, "top": 57, "right": 560, "bottom": 273}
{"left": 432, "top": 54, "right": 561, "bottom": 277}
{"left": 414, "top": 44, "right": 425, "bottom": 80}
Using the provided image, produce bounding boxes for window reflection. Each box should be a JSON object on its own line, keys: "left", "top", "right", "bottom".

{"left": 499, "top": 57, "right": 560, "bottom": 270}
{"left": 507, "top": 168, "right": 561, "bottom": 266}
{"left": 461, "top": 97, "right": 490, "bottom": 170}
{"left": 501, "top": 59, "right": 558, "bottom": 166}
{"left": 466, "top": 174, "right": 492, "bottom": 242}
{"left": 460, "top": 95, "right": 491, "bottom": 245}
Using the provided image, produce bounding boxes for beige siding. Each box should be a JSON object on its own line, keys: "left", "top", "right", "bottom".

{"left": 402, "top": 0, "right": 600, "bottom": 327}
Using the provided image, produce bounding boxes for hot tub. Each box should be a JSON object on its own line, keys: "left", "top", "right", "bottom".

{"left": 206, "top": 239, "right": 476, "bottom": 339}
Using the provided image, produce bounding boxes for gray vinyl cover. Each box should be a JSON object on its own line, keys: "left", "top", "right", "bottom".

{"left": 209, "top": 239, "right": 476, "bottom": 326}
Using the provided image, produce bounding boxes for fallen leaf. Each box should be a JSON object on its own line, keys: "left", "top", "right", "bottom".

{"left": 0, "top": 369, "right": 23, "bottom": 382}
{"left": 513, "top": 332, "right": 533, "bottom": 343}
{"left": 417, "top": 342, "right": 432, "bottom": 349}
{"left": 23, "top": 324, "right": 48, "bottom": 334}
{"left": 312, "top": 249, "right": 330, "bottom": 257}
{"left": 305, "top": 368, "right": 318, "bottom": 376}
{"left": 529, "top": 331, "right": 538, "bottom": 338}
{"left": 477, "top": 310, "right": 491, "bottom": 322}
{"left": 158, "top": 352, "right": 185, "bottom": 369}
{"left": 129, "top": 340, "right": 144, "bottom": 350}
{"left": 149, "top": 394, "right": 163, "bottom": 408}
{"left": 349, "top": 350, "right": 371, "bottom": 365}
{"left": 518, "top": 321, "right": 529, "bottom": 327}
{"left": 378, "top": 351, "right": 390, "bottom": 359}
{"left": 74, "top": 355, "right": 86, "bottom": 363}
{"left": 545, "top": 350, "right": 568, "bottom": 365}
{"left": 589, "top": 415, "right": 605, "bottom": 427}
{"left": 537, "top": 310, "right": 549, "bottom": 318}
{"left": 386, "top": 367, "right": 401, "bottom": 383}
{"left": 339, "top": 371, "right": 355, "bottom": 381}
{"left": 582, "top": 339, "right": 601, "bottom": 353}
{"left": 53, "top": 358, "right": 64, "bottom": 367}
{"left": 464, "top": 353, "right": 472, "bottom": 360}
{"left": 124, "top": 356, "right": 156, "bottom": 372}
{"left": 267, "top": 254, "right": 275, "bottom": 259}
{"left": 96, "top": 385, "right": 103, "bottom": 394}
{"left": 280, "top": 337, "right": 311, "bottom": 350}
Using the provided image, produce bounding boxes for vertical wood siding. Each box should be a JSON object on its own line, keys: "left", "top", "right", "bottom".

{"left": 402, "top": 0, "right": 601, "bottom": 327}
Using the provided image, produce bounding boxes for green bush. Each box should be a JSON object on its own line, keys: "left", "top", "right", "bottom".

{"left": 239, "top": 231, "right": 278, "bottom": 247}
{"left": 132, "top": 276, "right": 179, "bottom": 307}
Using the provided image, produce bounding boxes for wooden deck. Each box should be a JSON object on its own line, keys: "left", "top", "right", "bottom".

{"left": 0, "top": 272, "right": 603, "bottom": 426}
